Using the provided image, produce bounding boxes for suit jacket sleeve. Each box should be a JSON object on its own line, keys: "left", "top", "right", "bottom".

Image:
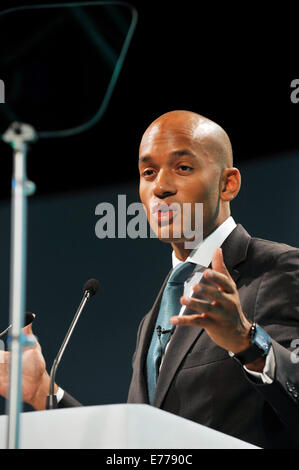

{"left": 242, "top": 248, "right": 299, "bottom": 428}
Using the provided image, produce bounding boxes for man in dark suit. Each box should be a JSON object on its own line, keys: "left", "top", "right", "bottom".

{"left": 0, "top": 110, "right": 298, "bottom": 449}
{"left": 127, "top": 110, "right": 299, "bottom": 448}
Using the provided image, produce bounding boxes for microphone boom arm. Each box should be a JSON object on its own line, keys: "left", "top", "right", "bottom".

{"left": 46, "top": 290, "right": 91, "bottom": 410}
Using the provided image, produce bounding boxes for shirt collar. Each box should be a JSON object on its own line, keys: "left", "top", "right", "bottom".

{"left": 172, "top": 216, "right": 237, "bottom": 269}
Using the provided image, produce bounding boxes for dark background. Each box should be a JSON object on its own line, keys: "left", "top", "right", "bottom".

{"left": 0, "top": 1, "right": 298, "bottom": 414}
{"left": 0, "top": 0, "right": 298, "bottom": 199}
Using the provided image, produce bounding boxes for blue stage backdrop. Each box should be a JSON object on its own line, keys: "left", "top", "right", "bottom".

{"left": 0, "top": 150, "right": 298, "bottom": 413}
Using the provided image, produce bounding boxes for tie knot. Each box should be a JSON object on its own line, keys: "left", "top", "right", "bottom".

{"left": 168, "top": 261, "right": 195, "bottom": 284}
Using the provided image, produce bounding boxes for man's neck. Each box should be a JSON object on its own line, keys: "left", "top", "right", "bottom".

{"left": 171, "top": 243, "right": 191, "bottom": 262}
{"left": 171, "top": 217, "right": 230, "bottom": 261}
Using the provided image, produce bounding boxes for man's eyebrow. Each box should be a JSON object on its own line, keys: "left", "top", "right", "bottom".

{"left": 139, "top": 149, "right": 197, "bottom": 163}
{"left": 138, "top": 155, "right": 153, "bottom": 163}
{"left": 170, "top": 149, "right": 197, "bottom": 158}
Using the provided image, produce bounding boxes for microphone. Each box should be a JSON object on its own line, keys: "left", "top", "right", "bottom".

{"left": 46, "top": 278, "right": 99, "bottom": 410}
{"left": 156, "top": 324, "right": 175, "bottom": 352}
{"left": 0, "top": 312, "right": 36, "bottom": 339}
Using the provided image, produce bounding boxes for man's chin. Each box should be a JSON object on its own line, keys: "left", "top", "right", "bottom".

{"left": 155, "top": 232, "right": 196, "bottom": 245}
{"left": 150, "top": 222, "right": 201, "bottom": 247}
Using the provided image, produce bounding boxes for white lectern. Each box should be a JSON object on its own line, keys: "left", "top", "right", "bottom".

{"left": 0, "top": 404, "right": 258, "bottom": 449}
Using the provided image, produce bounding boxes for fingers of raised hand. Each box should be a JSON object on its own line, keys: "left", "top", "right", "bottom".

{"left": 203, "top": 269, "right": 235, "bottom": 293}
{"left": 181, "top": 295, "right": 222, "bottom": 315}
{"left": 0, "top": 349, "right": 9, "bottom": 365}
{"left": 170, "top": 310, "right": 216, "bottom": 327}
{"left": 192, "top": 281, "right": 230, "bottom": 305}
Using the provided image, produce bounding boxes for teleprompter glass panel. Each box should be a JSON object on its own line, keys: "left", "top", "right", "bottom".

{"left": 0, "top": 2, "right": 137, "bottom": 138}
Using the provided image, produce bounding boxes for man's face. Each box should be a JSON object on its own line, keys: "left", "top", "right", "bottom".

{"left": 138, "top": 122, "right": 222, "bottom": 245}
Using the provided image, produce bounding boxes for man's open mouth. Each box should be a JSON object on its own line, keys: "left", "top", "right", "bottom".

{"left": 151, "top": 203, "right": 179, "bottom": 224}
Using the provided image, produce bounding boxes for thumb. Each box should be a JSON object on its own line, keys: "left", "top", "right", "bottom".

{"left": 23, "top": 323, "right": 40, "bottom": 350}
{"left": 211, "top": 247, "right": 232, "bottom": 279}
{"left": 23, "top": 323, "right": 33, "bottom": 336}
{"left": 23, "top": 313, "right": 36, "bottom": 335}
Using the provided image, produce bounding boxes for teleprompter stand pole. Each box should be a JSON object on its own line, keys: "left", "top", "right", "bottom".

{"left": 2, "top": 122, "right": 37, "bottom": 449}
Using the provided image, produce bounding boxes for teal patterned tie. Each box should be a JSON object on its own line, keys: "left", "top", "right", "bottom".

{"left": 146, "top": 261, "right": 195, "bottom": 404}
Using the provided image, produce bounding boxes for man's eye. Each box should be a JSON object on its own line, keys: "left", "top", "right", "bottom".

{"left": 143, "top": 169, "right": 155, "bottom": 177}
{"left": 179, "top": 165, "right": 193, "bottom": 172}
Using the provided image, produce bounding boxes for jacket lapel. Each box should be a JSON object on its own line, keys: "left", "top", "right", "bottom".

{"left": 151, "top": 224, "right": 251, "bottom": 408}
{"left": 152, "top": 318, "right": 204, "bottom": 407}
{"left": 221, "top": 224, "right": 251, "bottom": 281}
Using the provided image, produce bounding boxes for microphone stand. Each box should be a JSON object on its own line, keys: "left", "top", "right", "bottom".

{"left": 2, "top": 122, "right": 37, "bottom": 449}
{"left": 46, "top": 289, "right": 92, "bottom": 410}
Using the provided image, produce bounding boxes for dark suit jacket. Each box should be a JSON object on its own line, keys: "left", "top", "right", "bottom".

{"left": 127, "top": 224, "right": 299, "bottom": 449}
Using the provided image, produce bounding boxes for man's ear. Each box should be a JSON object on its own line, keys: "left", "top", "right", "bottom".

{"left": 220, "top": 168, "right": 241, "bottom": 202}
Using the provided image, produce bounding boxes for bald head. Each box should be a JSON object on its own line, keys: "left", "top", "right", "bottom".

{"left": 140, "top": 110, "right": 233, "bottom": 170}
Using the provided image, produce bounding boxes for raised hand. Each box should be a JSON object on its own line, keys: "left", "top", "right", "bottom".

{"left": 170, "top": 247, "right": 252, "bottom": 354}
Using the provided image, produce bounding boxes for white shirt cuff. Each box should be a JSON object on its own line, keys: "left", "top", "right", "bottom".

{"left": 243, "top": 345, "right": 275, "bottom": 384}
{"left": 56, "top": 387, "right": 65, "bottom": 403}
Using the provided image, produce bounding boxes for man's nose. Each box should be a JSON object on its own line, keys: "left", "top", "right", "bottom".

{"left": 153, "top": 169, "right": 177, "bottom": 198}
